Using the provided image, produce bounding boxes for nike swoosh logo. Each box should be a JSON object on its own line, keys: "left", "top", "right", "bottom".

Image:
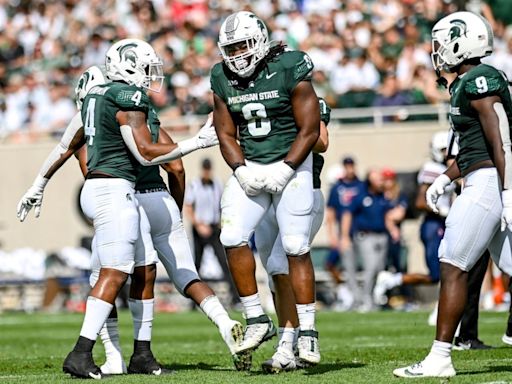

{"left": 266, "top": 72, "right": 277, "bottom": 79}
{"left": 88, "top": 372, "right": 102, "bottom": 380}
{"left": 404, "top": 369, "right": 423, "bottom": 376}
{"left": 152, "top": 368, "right": 162, "bottom": 376}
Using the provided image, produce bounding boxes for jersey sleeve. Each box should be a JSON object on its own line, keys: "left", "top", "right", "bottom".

{"left": 464, "top": 66, "right": 509, "bottom": 100}
{"left": 319, "top": 97, "right": 331, "bottom": 125}
{"left": 210, "top": 63, "right": 226, "bottom": 99}
{"left": 112, "top": 85, "right": 150, "bottom": 113}
{"left": 283, "top": 51, "right": 314, "bottom": 93}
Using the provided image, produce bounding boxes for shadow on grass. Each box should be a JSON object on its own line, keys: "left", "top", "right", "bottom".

{"left": 248, "top": 361, "right": 366, "bottom": 376}
{"left": 163, "top": 362, "right": 233, "bottom": 372}
{"left": 460, "top": 364, "right": 512, "bottom": 376}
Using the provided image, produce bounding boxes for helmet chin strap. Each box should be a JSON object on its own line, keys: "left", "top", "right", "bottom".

{"left": 435, "top": 68, "right": 448, "bottom": 88}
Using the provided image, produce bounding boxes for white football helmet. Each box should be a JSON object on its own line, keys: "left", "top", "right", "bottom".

{"left": 218, "top": 11, "right": 270, "bottom": 78}
{"left": 105, "top": 38, "right": 164, "bottom": 92}
{"left": 431, "top": 11, "right": 493, "bottom": 73}
{"left": 430, "top": 131, "right": 449, "bottom": 163}
{"left": 74, "top": 66, "right": 107, "bottom": 110}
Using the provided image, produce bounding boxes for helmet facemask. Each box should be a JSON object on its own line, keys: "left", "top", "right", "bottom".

{"left": 141, "top": 59, "right": 164, "bottom": 93}
{"left": 219, "top": 36, "right": 266, "bottom": 78}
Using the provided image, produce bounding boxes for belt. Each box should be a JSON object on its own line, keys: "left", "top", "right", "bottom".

{"left": 135, "top": 187, "right": 168, "bottom": 194}
{"left": 85, "top": 171, "right": 115, "bottom": 179}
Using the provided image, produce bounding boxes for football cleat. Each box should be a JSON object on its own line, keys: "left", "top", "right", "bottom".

{"left": 373, "top": 271, "right": 397, "bottom": 305}
{"left": 453, "top": 337, "right": 493, "bottom": 351}
{"left": 393, "top": 357, "right": 456, "bottom": 378}
{"left": 63, "top": 350, "right": 102, "bottom": 380}
{"left": 100, "top": 357, "right": 127, "bottom": 375}
{"left": 502, "top": 333, "right": 512, "bottom": 346}
{"left": 220, "top": 319, "right": 244, "bottom": 355}
{"left": 262, "top": 345, "right": 297, "bottom": 374}
{"left": 128, "top": 350, "right": 162, "bottom": 375}
{"left": 233, "top": 314, "right": 276, "bottom": 371}
{"left": 297, "top": 329, "right": 320, "bottom": 366}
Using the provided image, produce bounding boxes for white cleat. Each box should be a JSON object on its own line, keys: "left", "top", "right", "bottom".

{"left": 100, "top": 358, "right": 127, "bottom": 375}
{"left": 219, "top": 319, "right": 244, "bottom": 355}
{"left": 297, "top": 329, "right": 320, "bottom": 366}
{"left": 373, "top": 271, "right": 396, "bottom": 305}
{"left": 502, "top": 333, "right": 512, "bottom": 346}
{"left": 262, "top": 345, "right": 297, "bottom": 373}
{"left": 393, "top": 357, "right": 456, "bottom": 378}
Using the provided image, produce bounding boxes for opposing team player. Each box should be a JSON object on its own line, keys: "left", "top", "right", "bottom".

{"left": 394, "top": 12, "right": 512, "bottom": 378}
{"left": 211, "top": 11, "right": 320, "bottom": 370}
{"left": 255, "top": 98, "right": 330, "bottom": 373}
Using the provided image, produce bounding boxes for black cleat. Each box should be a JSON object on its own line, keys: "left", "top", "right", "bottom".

{"left": 128, "top": 350, "right": 162, "bottom": 375}
{"left": 453, "top": 337, "right": 493, "bottom": 350}
{"left": 63, "top": 350, "right": 102, "bottom": 379}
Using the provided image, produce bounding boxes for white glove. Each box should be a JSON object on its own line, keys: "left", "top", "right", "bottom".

{"left": 234, "top": 165, "right": 265, "bottom": 196}
{"left": 194, "top": 114, "right": 218, "bottom": 149}
{"left": 501, "top": 190, "right": 512, "bottom": 231}
{"left": 17, "top": 175, "right": 48, "bottom": 222}
{"left": 264, "top": 161, "right": 295, "bottom": 194}
{"left": 425, "top": 174, "right": 451, "bottom": 214}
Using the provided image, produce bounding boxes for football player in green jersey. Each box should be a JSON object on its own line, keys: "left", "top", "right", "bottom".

{"left": 211, "top": 11, "right": 320, "bottom": 370}
{"left": 30, "top": 38, "right": 220, "bottom": 379}
{"left": 394, "top": 12, "right": 512, "bottom": 378}
{"left": 255, "top": 97, "right": 330, "bottom": 372}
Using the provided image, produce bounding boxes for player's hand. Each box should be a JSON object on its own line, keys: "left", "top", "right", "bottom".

{"left": 263, "top": 161, "right": 295, "bottom": 194}
{"left": 195, "top": 113, "right": 218, "bottom": 149}
{"left": 234, "top": 165, "right": 265, "bottom": 196}
{"left": 425, "top": 174, "right": 451, "bottom": 214}
{"left": 501, "top": 190, "right": 512, "bottom": 231}
{"left": 16, "top": 176, "right": 48, "bottom": 222}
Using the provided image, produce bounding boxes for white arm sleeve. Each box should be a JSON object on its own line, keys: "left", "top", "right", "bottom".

{"left": 37, "top": 112, "right": 83, "bottom": 179}
{"left": 120, "top": 125, "right": 199, "bottom": 166}
{"left": 494, "top": 102, "right": 512, "bottom": 190}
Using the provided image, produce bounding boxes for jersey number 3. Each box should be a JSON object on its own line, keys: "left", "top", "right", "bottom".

{"left": 242, "top": 103, "right": 271, "bottom": 137}
{"left": 84, "top": 98, "right": 96, "bottom": 145}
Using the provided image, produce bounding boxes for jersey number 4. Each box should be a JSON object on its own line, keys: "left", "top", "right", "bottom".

{"left": 242, "top": 103, "right": 271, "bottom": 137}
{"left": 84, "top": 98, "right": 96, "bottom": 145}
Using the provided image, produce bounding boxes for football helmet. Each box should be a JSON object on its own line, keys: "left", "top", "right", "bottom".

{"left": 431, "top": 11, "right": 493, "bottom": 73}
{"left": 74, "top": 66, "right": 107, "bottom": 110}
{"left": 430, "top": 131, "right": 449, "bottom": 163}
{"left": 218, "top": 11, "right": 270, "bottom": 78}
{"left": 105, "top": 38, "right": 164, "bottom": 92}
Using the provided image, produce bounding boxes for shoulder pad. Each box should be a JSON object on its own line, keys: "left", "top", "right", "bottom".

{"left": 464, "top": 65, "right": 508, "bottom": 99}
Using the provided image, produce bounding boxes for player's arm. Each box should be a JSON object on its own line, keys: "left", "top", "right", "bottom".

{"left": 75, "top": 145, "right": 88, "bottom": 178}
{"left": 118, "top": 111, "right": 217, "bottom": 165}
{"left": 17, "top": 113, "right": 86, "bottom": 221}
{"left": 472, "top": 95, "right": 511, "bottom": 190}
{"left": 313, "top": 120, "right": 329, "bottom": 153}
{"left": 158, "top": 128, "right": 186, "bottom": 211}
{"left": 285, "top": 81, "right": 320, "bottom": 167}
{"left": 415, "top": 184, "right": 431, "bottom": 212}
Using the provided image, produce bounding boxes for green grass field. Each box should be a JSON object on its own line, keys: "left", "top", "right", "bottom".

{"left": 0, "top": 310, "right": 511, "bottom": 383}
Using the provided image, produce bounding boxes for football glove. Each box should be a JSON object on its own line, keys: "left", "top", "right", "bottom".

{"left": 195, "top": 113, "right": 218, "bottom": 149}
{"left": 501, "top": 189, "right": 512, "bottom": 231}
{"left": 425, "top": 174, "right": 451, "bottom": 214}
{"left": 264, "top": 161, "right": 295, "bottom": 194}
{"left": 234, "top": 165, "right": 265, "bottom": 196}
{"left": 17, "top": 175, "right": 48, "bottom": 222}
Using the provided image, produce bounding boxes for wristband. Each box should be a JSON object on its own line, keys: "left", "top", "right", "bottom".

{"left": 231, "top": 162, "right": 245, "bottom": 171}
{"left": 284, "top": 160, "right": 297, "bottom": 170}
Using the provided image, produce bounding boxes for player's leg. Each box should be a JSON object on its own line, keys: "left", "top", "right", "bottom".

{"left": 255, "top": 208, "right": 298, "bottom": 373}
{"left": 454, "top": 250, "right": 492, "bottom": 350}
{"left": 220, "top": 174, "right": 274, "bottom": 365}
{"left": 139, "top": 191, "right": 243, "bottom": 365}
{"left": 89, "top": 240, "right": 126, "bottom": 375}
{"left": 394, "top": 168, "right": 502, "bottom": 378}
{"left": 275, "top": 155, "right": 319, "bottom": 365}
{"left": 64, "top": 179, "right": 138, "bottom": 379}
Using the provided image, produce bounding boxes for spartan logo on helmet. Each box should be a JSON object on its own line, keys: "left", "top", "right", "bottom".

{"left": 448, "top": 19, "right": 467, "bottom": 42}
{"left": 117, "top": 43, "right": 138, "bottom": 68}
{"left": 77, "top": 71, "right": 90, "bottom": 93}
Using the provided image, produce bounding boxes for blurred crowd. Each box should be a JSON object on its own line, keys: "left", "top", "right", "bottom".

{"left": 1, "top": 0, "right": 512, "bottom": 139}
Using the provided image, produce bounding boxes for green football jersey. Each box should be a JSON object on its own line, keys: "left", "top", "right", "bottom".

{"left": 210, "top": 50, "right": 314, "bottom": 164}
{"left": 82, "top": 81, "right": 149, "bottom": 182}
{"left": 135, "top": 106, "right": 167, "bottom": 191}
{"left": 449, "top": 64, "right": 512, "bottom": 174}
{"left": 313, "top": 97, "right": 331, "bottom": 189}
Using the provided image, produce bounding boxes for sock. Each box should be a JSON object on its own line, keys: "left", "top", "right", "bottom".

{"left": 278, "top": 327, "right": 295, "bottom": 354}
{"left": 277, "top": 327, "right": 285, "bottom": 341}
{"left": 79, "top": 296, "right": 114, "bottom": 342}
{"left": 240, "top": 293, "right": 264, "bottom": 319}
{"left": 294, "top": 327, "right": 300, "bottom": 350}
{"left": 199, "top": 295, "right": 230, "bottom": 328}
{"left": 393, "top": 273, "right": 404, "bottom": 287}
{"left": 128, "top": 298, "right": 154, "bottom": 341}
{"left": 428, "top": 340, "right": 452, "bottom": 359}
{"left": 296, "top": 303, "right": 316, "bottom": 331}
{"left": 99, "top": 318, "right": 123, "bottom": 362}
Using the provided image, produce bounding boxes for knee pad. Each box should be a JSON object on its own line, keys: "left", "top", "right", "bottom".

{"left": 282, "top": 234, "right": 310, "bottom": 256}
{"left": 220, "top": 228, "right": 247, "bottom": 248}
